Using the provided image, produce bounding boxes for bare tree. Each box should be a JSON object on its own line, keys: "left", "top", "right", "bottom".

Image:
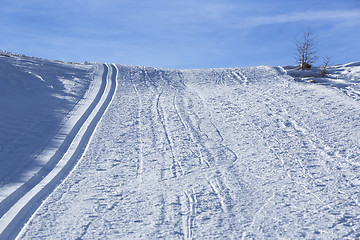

{"left": 320, "top": 56, "right": 331, "bottom": 77}
{"left": 295, "top": 29, "right": 319, "bottom": 70}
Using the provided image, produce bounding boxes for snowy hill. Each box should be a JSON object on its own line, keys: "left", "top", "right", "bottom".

{"left": 0, "top": 53, "right": 94, "bottom": 185}
{"left": 1, "top": 53, "right": 360, "bottom": 239}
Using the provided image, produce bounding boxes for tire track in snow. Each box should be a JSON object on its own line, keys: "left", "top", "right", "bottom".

{"left": 0, "top": 63, "right": 118, "bottom": 240}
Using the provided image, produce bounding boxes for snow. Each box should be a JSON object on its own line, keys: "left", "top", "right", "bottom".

{"left": 0, "top": 54, "right": 95, "bottom": 186}
{"left": 0, "top": 55, "right": 103, "bottom": 192}
{"left": 285, "top": 62, "right": 360, "bottom": 101}
{"left": 1, "top": 53, "right": 360, "bottom": 239}
{"left": 0, "top": 54, "right": 107, "bottom": 238}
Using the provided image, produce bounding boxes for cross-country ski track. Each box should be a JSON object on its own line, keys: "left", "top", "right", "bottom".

{"left": 0, "top": 56, "right": 360, "bottom": 239}
{"left": 0, "top": 63, "right": 118, "bottom": 239}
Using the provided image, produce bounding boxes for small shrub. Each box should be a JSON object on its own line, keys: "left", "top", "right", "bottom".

{"left": 320, "top": 57, "right": 331, "bottom": 77}
{"left": 301, "top": 62, "right": 312, "bottom": 70}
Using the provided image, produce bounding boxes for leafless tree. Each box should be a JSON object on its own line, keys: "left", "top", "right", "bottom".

{"left": 321, "top": 56, "right": 331, "bottom": 77}
{"left": 295, "top": 29, "right": 319, "bottom": 70}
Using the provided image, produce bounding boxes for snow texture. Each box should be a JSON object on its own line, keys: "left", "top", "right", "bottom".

{"left": 1, "top": 53, "right": 360, "bottom": 239}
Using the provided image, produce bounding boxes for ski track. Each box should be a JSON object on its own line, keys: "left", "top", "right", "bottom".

{"left": 0, "top": 63, "right": 118, "bottom": 240}
{"left": 130, "top": 70, "right": 144, "bottom": 179}
{"left": 10, "top": 64, "right": 360, "bottom": 239}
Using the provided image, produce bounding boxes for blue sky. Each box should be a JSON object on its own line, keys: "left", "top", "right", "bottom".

{"left": 1, "top": 0, "right": 359, "bottom": 68}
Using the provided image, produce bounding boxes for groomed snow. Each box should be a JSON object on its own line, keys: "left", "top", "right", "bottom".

{"left": 0, "top": 54, "right": 112, "bottom": 239}
{"left": 4, "top": 61, "right": 358, "bottom": 239}
{"left": 0, "top": 54, "right": 96, "bottom": 194}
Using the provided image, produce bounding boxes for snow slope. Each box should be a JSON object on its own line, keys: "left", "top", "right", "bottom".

{"left": 0, "top": 54, "right": 117, "bottom": 239}
{"left": 9, "top": 62, "right": 360, "bottom": 239}
{"left": 0, "top": 54, "right": 98, "bottom": 187}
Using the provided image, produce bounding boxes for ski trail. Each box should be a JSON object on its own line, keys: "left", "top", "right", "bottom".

{"left": 173, "top": 94, "right": 188, "bottom": 130}
{"left": 142, "top": 68, "right": 157, "bottom": 94}
{"left": 181, "top": 188, "right": 197, "bottom": 240}
{"left": 177, "top": 72, "right": 221, "bottom": 168}
{"left": 212, "top": 69, "right": 225, "bottom": 85}
{"left": 181, "top": 72, "right": 239, "bottom": 165}
{"left": 173, "top": 90, "right": 211, "bottom": 168}
{"left": 0, "top": 64, "right": 106, "bottom": 220}
{"left": 173, "top": 92, "right": 212, "bottom": 168}
{"left": 139, "top": 69, "right": 184, "bottom": 181}
{"left": 130, "top": 69, "right": 144, "bottom": 179}
{"left": 231, "top": 70, "right": 248, "bottom": 84}
{"left": 273, "top": 102, "right": 357, "bottom": 210}
{"left": 156, "top": 91, "right": 179, "bottom": 178}
{"left": 0, "top": 63, "right": 118, "bottom": 240}
{"left": 158, "top": 71, "right": 186, "bottom": 176}
{"left": 209, "top": 179, "right": 227, "bottom": 213}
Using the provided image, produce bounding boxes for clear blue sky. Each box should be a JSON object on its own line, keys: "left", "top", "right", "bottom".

{"left": 1, "top": 0, "right": 359, "bottom": 69}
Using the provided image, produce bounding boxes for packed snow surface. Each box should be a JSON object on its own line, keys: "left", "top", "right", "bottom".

{"left": 0, "top": 54, "right": 108, "bottom": 239}
{"left": 0, "top": 54, "right": 97, "bottom": 194}
{"left": 1, "top": 54, "right": 360, "bottom": 239}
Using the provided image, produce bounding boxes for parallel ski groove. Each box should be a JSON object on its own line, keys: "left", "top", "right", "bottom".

{"left": 0, "top": 63, "right": 118, "bottom": 240}
{"left": 0, "top": 65, "right": 107, "bottom": 219}
{"left": 156, "top": 91, "right": 178, "bottom": 178}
